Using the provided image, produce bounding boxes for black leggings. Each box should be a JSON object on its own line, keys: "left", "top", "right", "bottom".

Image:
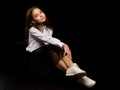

{"left": 24, "top": 45, "right": 64, "bottom": 75}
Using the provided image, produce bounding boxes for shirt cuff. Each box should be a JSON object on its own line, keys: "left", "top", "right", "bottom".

{"left": 58, "top": 42, "right": 64, "bottom": 48}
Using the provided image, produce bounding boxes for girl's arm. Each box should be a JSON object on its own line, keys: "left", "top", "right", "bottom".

{"left": 30, "top": 27, "right": 64, "bottom": 48}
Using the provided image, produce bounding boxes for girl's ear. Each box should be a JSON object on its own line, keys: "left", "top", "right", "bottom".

{"left": 31, "top": 20, "right": 36, "bottom": 24}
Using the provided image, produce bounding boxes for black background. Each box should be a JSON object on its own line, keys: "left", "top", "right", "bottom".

{"left": 0, "top": 0, "right": 118, "bottom": 90}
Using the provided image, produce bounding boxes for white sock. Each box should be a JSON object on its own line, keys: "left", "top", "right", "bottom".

{"left": 77, "top": 76, "right": 96, "bottom": 88}
{"left": 65, "top": 63, "right": 86, "bottom": 76}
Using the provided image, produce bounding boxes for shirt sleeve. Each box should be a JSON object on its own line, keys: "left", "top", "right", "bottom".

{"left": 30, "top": 27, "right": 64, "bottom": 48}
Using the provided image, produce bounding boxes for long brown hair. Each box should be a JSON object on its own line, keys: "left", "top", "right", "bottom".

{"left": 25, "top": 6, "right": 53, "bottom": 43}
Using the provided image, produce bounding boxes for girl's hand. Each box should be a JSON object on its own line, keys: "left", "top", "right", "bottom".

{"left": 62, "top": 44, "right": 72, "bottom": 59}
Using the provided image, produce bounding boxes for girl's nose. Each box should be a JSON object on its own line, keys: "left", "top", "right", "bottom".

{"left": 40, "top": 15, "right": 43, "bottom": 17}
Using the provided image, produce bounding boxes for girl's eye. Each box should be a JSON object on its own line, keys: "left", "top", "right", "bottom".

{"left": 40, "top": 11, "right": 42, "bottom": 14}
{"left": 34, "top": 14, "right": 39, "bottom": 18}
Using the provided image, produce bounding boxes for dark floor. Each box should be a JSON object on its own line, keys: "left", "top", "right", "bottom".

{"left": 0, "top": 64, "right": 98, "bottom": 90}
{"left": 0, "top": 56, "right": 117, "bottom": 90}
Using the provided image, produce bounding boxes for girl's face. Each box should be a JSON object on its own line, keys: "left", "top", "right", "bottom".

{"left": 31, "top": 8, "right": 46, "bottom": 24}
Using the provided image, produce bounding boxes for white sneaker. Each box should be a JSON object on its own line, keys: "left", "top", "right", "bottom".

{"left": 77, "top": 76, "right": 96, "bottom": 88}
{"left": 66, "top": 63, "right": 86, "bottom": 77}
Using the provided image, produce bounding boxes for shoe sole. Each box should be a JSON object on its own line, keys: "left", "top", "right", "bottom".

{"left": 66, "top": 71, "right": 86, "bottom": 77}
{"left": 73, "top": 72, "right": 86, "bottom": 78}
{"left": 86, "top": 81, "right": 96, "bottom": 88}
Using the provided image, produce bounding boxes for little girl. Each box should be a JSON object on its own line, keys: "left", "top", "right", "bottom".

{"left": 25, "top": 6, "right": 96, "bottom": 88}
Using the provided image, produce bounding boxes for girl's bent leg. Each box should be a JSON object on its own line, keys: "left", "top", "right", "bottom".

{"left": 50, "top": 52, "right": 86, "bottom": 77}
{"left": 50, "top": 52, "right": 67, "bottom": 72}
{"left": 62, "top": 55, "right": 74, "bottom": 68}
{"left": 62, "top": 55, "right": 86, "bottom": 77}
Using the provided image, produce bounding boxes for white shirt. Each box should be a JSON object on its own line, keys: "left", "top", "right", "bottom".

{"left": 26, "top": 26, "right": 64, "bottom": 52}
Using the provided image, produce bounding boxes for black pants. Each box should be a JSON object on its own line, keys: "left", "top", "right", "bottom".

{"left": 24, "top": 44, "right": 64, "bottom": 76}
